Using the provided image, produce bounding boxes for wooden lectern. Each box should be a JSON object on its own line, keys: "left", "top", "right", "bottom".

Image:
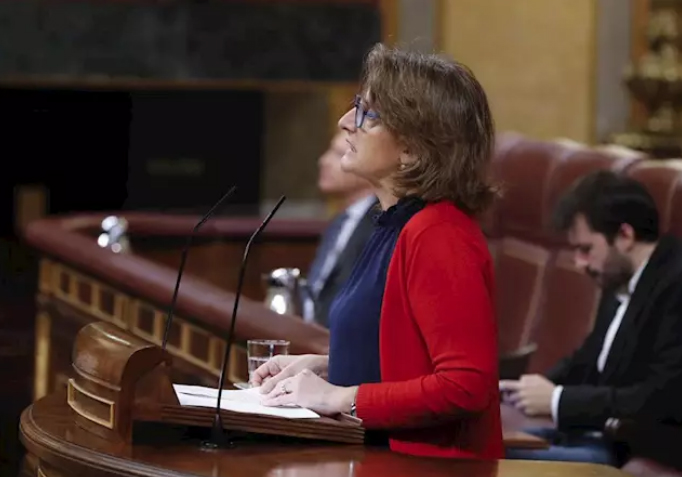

{"left": 20, "top": 323, "right": 628, "bottom": 477}
{"left": 67, "top": 321, "right": 364, "bottom": 446}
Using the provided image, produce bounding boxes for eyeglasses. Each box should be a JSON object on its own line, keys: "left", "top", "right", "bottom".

{"left": 353, "top": 95, "right": 380, "bottom": 128}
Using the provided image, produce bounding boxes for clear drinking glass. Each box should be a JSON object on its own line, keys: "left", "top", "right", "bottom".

{"left": 247, "top": 339, "right": 290, "bottom": 384}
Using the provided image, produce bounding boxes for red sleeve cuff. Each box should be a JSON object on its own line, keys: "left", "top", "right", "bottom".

{"left": 354, "top": 381, "right": 425, "bottom": 429}
{"left": 354, "top": 383, "right": 379, "bottom": 427}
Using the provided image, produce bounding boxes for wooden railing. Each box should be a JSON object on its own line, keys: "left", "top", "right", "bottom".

{"left": 23, "top": 212, "right": 330, "bottom": 400}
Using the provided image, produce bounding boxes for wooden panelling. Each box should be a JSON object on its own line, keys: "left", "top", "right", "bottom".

{"left": 630, "top": 0, "right": 651, "bottom": 126}
{"left": 36, "top": 260, "right": 251, "bottom": 395}
{"left": 437, "top": 0, "right": 598, "bottom": 142}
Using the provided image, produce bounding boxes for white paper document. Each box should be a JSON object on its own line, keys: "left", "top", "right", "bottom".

{"left": 172, "top": 384, "right": 320, "bottom": 419}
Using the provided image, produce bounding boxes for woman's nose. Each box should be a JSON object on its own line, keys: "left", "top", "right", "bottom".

{"left": 338, "top": 108, "right": 356, "bottom": 132}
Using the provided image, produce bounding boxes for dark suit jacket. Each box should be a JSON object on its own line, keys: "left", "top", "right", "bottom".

{"left": 546, "top": 235, "right": 682, "bottom": 430}
{"left": 313, "top": 201, "right": 377, "bottom": 327}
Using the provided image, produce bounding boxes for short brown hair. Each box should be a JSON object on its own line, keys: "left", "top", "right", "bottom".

{"left": 552, "top": 170, "right": 659, "bottom": 243}
{"left": 361, "top": 43, "right": 498, "bottom": 216}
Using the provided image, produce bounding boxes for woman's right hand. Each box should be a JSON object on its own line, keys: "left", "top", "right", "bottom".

{"left": 250, "top": 354, "right": 328, "bottom": 393}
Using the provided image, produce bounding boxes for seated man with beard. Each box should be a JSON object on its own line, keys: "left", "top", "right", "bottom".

{"left": 500, "top": 171, "right": 682, "bottom": 465}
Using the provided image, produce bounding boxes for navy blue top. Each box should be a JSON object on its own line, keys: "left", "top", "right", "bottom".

{"left": 327, "top": 196, "right": 426, "bottom": 387}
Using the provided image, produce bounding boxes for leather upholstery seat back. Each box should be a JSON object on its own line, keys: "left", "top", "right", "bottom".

{"left": 489, "top": 133, "right": 644, "bottom": 370}
{"left": 626, "top": 160, "right": 682, "bottom": 237}
{"left": 489, "top": 136, "right": 568, "bottom": 356}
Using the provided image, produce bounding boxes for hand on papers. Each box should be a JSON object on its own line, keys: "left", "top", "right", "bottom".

{"left": 260, "top": 369, "right": 357, "bottom": 417}
{"left": 499, "top": 374, "right": 555, "bottom": 417}
{"left": 251, "top": 354, "right": 329, "bottom": 392}
{"left": 172, "top": 384, "right": 320, "bottom": 419}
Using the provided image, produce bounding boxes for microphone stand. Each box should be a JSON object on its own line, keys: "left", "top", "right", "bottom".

{"left": 204, "top": 195, "right": 287, "bottom": 449}
{"left": 161, "top": 186, "right": 237, "bottom": 350}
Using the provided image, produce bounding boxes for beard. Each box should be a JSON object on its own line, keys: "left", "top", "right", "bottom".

{"left": 589, "top": 248, "right": 634, "bottom": 292}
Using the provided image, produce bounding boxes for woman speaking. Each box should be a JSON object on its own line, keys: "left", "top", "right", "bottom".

{"left": 252, "top": 43, "right": 502, "bottom": 460}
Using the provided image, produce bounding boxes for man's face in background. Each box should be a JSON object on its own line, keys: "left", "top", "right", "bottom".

{"left": 568, "top": 214, "right": 634, "bottom": 291}
{"left": 317, "top": 132, "right": 371, "bottom": 198}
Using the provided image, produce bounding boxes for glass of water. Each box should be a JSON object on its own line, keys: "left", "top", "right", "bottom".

{"left": 247, "top": 339, "right": 290, "bottom": 384}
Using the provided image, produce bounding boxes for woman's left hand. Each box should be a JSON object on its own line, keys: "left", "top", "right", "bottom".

{"left": 260, "top": 369, "right": 356, "bottom": 416}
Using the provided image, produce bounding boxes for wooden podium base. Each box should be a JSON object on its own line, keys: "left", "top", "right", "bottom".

{"left": 134, "top": 402, "right": 364, "bottom": 444}
{"left": 67, "top": 322, "right": 364, "bottom": 446}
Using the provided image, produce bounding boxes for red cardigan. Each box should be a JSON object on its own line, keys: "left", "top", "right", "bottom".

{"left": 354, "top": 201, "right": 503, "bottom": 459}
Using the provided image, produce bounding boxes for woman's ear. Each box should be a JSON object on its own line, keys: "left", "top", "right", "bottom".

{"left": 399, "top": 146, "right": 418, "bottom": 165}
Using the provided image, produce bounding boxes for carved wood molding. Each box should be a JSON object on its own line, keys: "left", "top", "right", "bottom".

{"left": 24, "top": 214, "right": 330, "bottom": 358}
{"left": 38, "top": 260, "right": 271, "bottom": 385}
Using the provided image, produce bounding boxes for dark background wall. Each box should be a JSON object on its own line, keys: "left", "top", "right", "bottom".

{"left": 0, "top": 1, "right": 379, "bottom": 81}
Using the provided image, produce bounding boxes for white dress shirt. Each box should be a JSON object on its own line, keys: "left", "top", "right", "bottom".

{"left": 550, "top": 258, "right": 649, "bottom": 424}
{"left": 302, "top": 195, "right": 376, "bottom": 322}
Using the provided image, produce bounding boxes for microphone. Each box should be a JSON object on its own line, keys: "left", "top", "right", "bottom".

{"left": 206, "top": 195, "right": 287, "bottom": 448}
{"left": 161, "top": 186, "right": 237, "bottom": 350}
